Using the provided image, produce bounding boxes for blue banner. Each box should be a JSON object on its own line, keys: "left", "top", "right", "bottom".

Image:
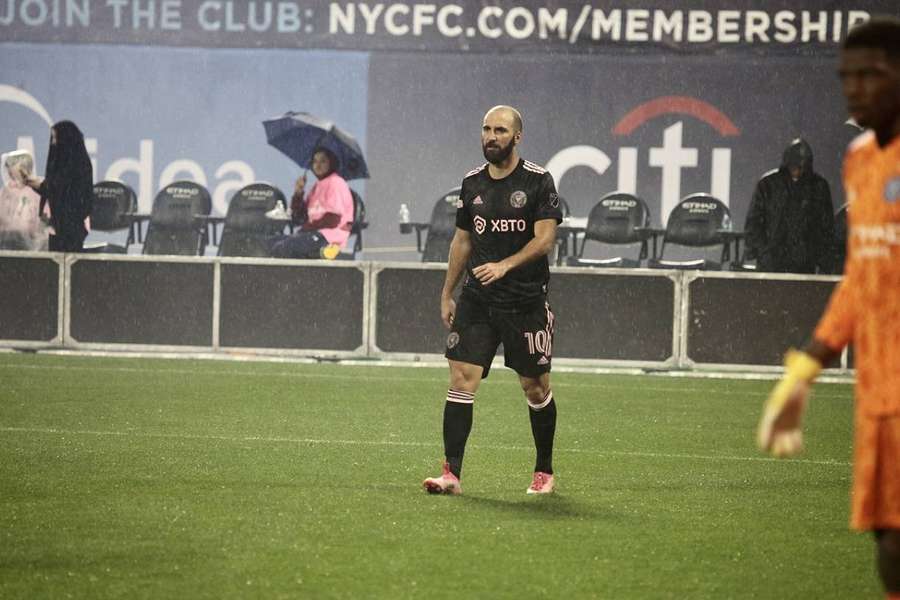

{"left": 0, "top": 44, "right": 369, "bottom": 217}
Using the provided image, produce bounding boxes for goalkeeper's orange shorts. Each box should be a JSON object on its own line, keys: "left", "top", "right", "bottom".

{"left": 851, "top": 413, "right": 900, "bottom": 531}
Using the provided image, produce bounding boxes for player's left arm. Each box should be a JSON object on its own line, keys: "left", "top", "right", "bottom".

{"left": 472, "top": 218, "right": 557, "bottom": 286}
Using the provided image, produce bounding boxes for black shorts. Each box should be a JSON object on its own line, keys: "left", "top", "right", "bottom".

{"left": 444, "top": 294, "right": 555, "bottom": 379}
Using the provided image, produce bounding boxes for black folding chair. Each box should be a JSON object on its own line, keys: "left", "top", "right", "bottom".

{"left": 143, "top": 181, "right": 211, "bottom": 256}
{"left": 83, "top": 180, "right": 138, "bottom": 254}
{"left": 338, "top": 190, "right": 368, "bottom": 260}
{"left": 566, "top": 192, "right": 652, "bottom": 268}
{"left": 420, "top": 187, "right": 462, "bottom": 263}
{"left": 218, "top": 183, "right": 287, "bottom": 257}
{"left": 647, "top": 194, "right": 733, "bottom": 271}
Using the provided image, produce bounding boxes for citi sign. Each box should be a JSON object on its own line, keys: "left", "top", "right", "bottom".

{"left": 545, "top": 96, "right": 739, "bottom": 223}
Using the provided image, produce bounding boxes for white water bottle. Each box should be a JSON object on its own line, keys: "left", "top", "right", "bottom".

{"left": 399, "top": 203, "right": 411, "bottom": 233}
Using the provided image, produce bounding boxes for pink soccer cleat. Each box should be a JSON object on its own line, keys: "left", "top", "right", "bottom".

{"left": 423, "top": 462, "right": 462, "bottom": 495}
{"left": 526, "top": 472, "right": 555, "bottom": 495}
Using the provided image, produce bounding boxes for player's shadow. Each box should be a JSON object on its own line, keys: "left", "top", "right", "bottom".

{"left": 459, "top": 494, "right": 612, "bottom": 521}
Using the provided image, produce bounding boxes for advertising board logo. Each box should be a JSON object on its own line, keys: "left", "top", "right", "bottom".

{"left": 473, "top": 214, "right": 486, "bottom": 234}
{"left": 545, "top": 95, "right": 740, "bottom": 224}
{"left": 0, "top": 84, "right": 53, "bottom": 127}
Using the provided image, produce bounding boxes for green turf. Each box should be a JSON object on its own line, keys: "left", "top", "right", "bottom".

{"left": 0, "top": 353, "right": 877, "bottom": 599}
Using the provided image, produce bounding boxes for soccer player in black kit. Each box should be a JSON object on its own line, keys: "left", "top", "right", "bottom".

{"left": 423, "top": 105, "right": 563, "bottom": 495}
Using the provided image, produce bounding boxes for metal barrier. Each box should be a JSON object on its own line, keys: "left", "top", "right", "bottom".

{"left": 0, "top": 251, "right": 849, "bottom": 373}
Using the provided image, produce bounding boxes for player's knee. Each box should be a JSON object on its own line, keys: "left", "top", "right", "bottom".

{"left": 449, "top": 362, "right": 481, "bottom": 393}
{"left": 522, "top": 383, "right": 551, "bottom": 409}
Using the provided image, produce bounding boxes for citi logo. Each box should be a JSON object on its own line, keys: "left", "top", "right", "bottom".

{"left": 546, "top": 95, "right": 739, "bottom": 224}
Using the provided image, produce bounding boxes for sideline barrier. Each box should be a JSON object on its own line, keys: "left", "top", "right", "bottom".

{"left": 218, "top": 259, "right": 367, "bottom": 357}
{"left": 0, "top": 253, "right": 64, "bottom": 348}
{"left": 0, "top": 251, "right": 849, "bottom": 373}
{"left": 681, "top": 271, "right": 840, "bottom": 369}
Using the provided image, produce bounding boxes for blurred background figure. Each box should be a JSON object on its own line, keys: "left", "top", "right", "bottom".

{"left": 0, "top": 150, "right": 48, "bottom": 251}
{"left": 269, "top": 148, "right": 352, "bottom": 260}
{"left": 744, "top": 138, "right": 835, "bottom": 274}
{"left": 19, "top": 121, "right": 93, "bottom": 253}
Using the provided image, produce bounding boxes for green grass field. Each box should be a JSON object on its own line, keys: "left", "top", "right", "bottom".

{"left": 0, "top": 353, "right": 878, "bottom": 599}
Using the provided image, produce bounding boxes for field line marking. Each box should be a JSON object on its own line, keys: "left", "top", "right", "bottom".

{"left": 0, "top": 426, "right": 851, "bottom": 467}
{"left": 0, "top": 363, "right": 852, "bottom": 400}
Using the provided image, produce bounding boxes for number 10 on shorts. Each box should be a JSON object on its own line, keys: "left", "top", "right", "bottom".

{"left": 523, "top": 330, "right": 552, "bottom": 356}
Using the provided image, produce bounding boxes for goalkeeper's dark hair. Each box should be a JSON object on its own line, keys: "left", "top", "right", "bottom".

{"left": 843, "top": 16, "right": 900, "bottom": 60}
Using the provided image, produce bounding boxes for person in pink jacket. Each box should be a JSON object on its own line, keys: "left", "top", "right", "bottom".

{"left": 269, "top": 148, "right": 353, "bottom": 259}
{"left": 0, "top": 150, "right": 49, "bottom": 251}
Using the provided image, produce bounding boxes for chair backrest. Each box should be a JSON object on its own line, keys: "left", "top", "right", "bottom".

{"left": 218, "top": 182, "right": 286, "bottom": 257}
{"left": 91, "top": 181, "right": 136, "bottom": 231}
{"left": 143, "top": 181, "right": 211, "bottom": 255}
{"left": 584, "top": 192, "right": 651, "bottom": 245}
{"left": 347, "top": 190, "right": 367, "bottom": 256}
{"left": 422, "top": 187, "right": 461, "bottom": 263}
{"left": 663, "top": 194, "right": 731, "bottom": 248}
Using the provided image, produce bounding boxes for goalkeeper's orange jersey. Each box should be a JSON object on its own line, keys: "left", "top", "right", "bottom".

{"left": 814, "top": 131, "right": 900, "bottom": 417}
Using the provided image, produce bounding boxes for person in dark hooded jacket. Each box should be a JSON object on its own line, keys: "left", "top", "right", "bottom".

{"left": 743, "top": 138, "right": 835, "bottom": 274}
{"left": 18, "top": 121, "right": 93, "bottom": 252}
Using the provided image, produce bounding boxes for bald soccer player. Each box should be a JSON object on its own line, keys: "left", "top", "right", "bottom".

{"left": 423, "top": 105, "right": 563, "bottom": 496}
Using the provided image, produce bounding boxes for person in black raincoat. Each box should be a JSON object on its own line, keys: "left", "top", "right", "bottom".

{"left": 18, "top": 121, "right": 93, "bottom": 252}
{"left": 743, "top": 138, "right": 835, "bottom": 274}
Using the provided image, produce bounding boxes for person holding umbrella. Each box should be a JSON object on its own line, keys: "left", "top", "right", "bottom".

{"left": 268, "top": 147, "right": 352, "bottom": 259}
{"left": 262, "top": 112, "right": 368, "bottom": 260}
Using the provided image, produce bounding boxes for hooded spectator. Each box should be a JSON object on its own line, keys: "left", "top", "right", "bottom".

{"left": 19, "top": 120, "right": 93, "bottom": 252}
{"left": 744, "top": 138, "right": 835, "bottom": 273}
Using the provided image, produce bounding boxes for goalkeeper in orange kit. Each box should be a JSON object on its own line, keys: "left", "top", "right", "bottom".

{"left": 756, "top": 17, "right": 900, "bottom": 599}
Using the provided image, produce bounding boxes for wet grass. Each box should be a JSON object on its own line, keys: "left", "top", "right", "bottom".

{"left": 0, "top": 353, "right": 876, "bottom": 599}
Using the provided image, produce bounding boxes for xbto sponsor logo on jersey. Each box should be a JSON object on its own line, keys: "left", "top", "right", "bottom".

{"left": 491, "top": 219, "right": 527, "bottom": 232}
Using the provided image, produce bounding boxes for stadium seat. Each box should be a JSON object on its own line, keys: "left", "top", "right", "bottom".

{"left": 566, "top": 192, "right": 651, "bottom": 269}
{"left": 421, "top": 187, "right": 462, "bottom": 263}
{"left": 82, "top": 180, "right": 138, "bottom": 254}
{"left": 647, "top": 193, "right": 733, "bottom": 271}
{"left": 337, "top": 190, "right": 368, "bottom": 260}
{"left": 142, "top": 181, "right": 211, "bottom": 256}
{"left": 217, "top": 183, "right": 286, "bottom": 258}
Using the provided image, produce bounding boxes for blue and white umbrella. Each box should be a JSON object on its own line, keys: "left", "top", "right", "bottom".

{"left": 263, "top": 111, "right": 370, "bottom": 181}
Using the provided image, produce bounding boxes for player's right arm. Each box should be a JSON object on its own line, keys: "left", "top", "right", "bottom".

{"left": 441, "top": 228, "right": 472, "bottom": 329}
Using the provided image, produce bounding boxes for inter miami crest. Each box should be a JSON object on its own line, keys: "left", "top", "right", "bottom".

{"left": 446, "top": 332, "right": 460, "bottom": 349}
{"left": 509, "top": 190, "right": 527, "bottom": 208}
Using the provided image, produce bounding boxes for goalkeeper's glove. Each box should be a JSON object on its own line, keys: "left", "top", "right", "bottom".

{"left": 757, "top": 349, "right": 822, "bottom": 457}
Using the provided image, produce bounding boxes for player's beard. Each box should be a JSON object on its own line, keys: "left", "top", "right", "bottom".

{"left": 482, "top": 139, "right": 515, "bottom": 165}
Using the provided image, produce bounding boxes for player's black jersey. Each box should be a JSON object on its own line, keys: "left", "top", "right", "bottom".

{"left": 456, "top": 158, "right": 562, "bottom": 309}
